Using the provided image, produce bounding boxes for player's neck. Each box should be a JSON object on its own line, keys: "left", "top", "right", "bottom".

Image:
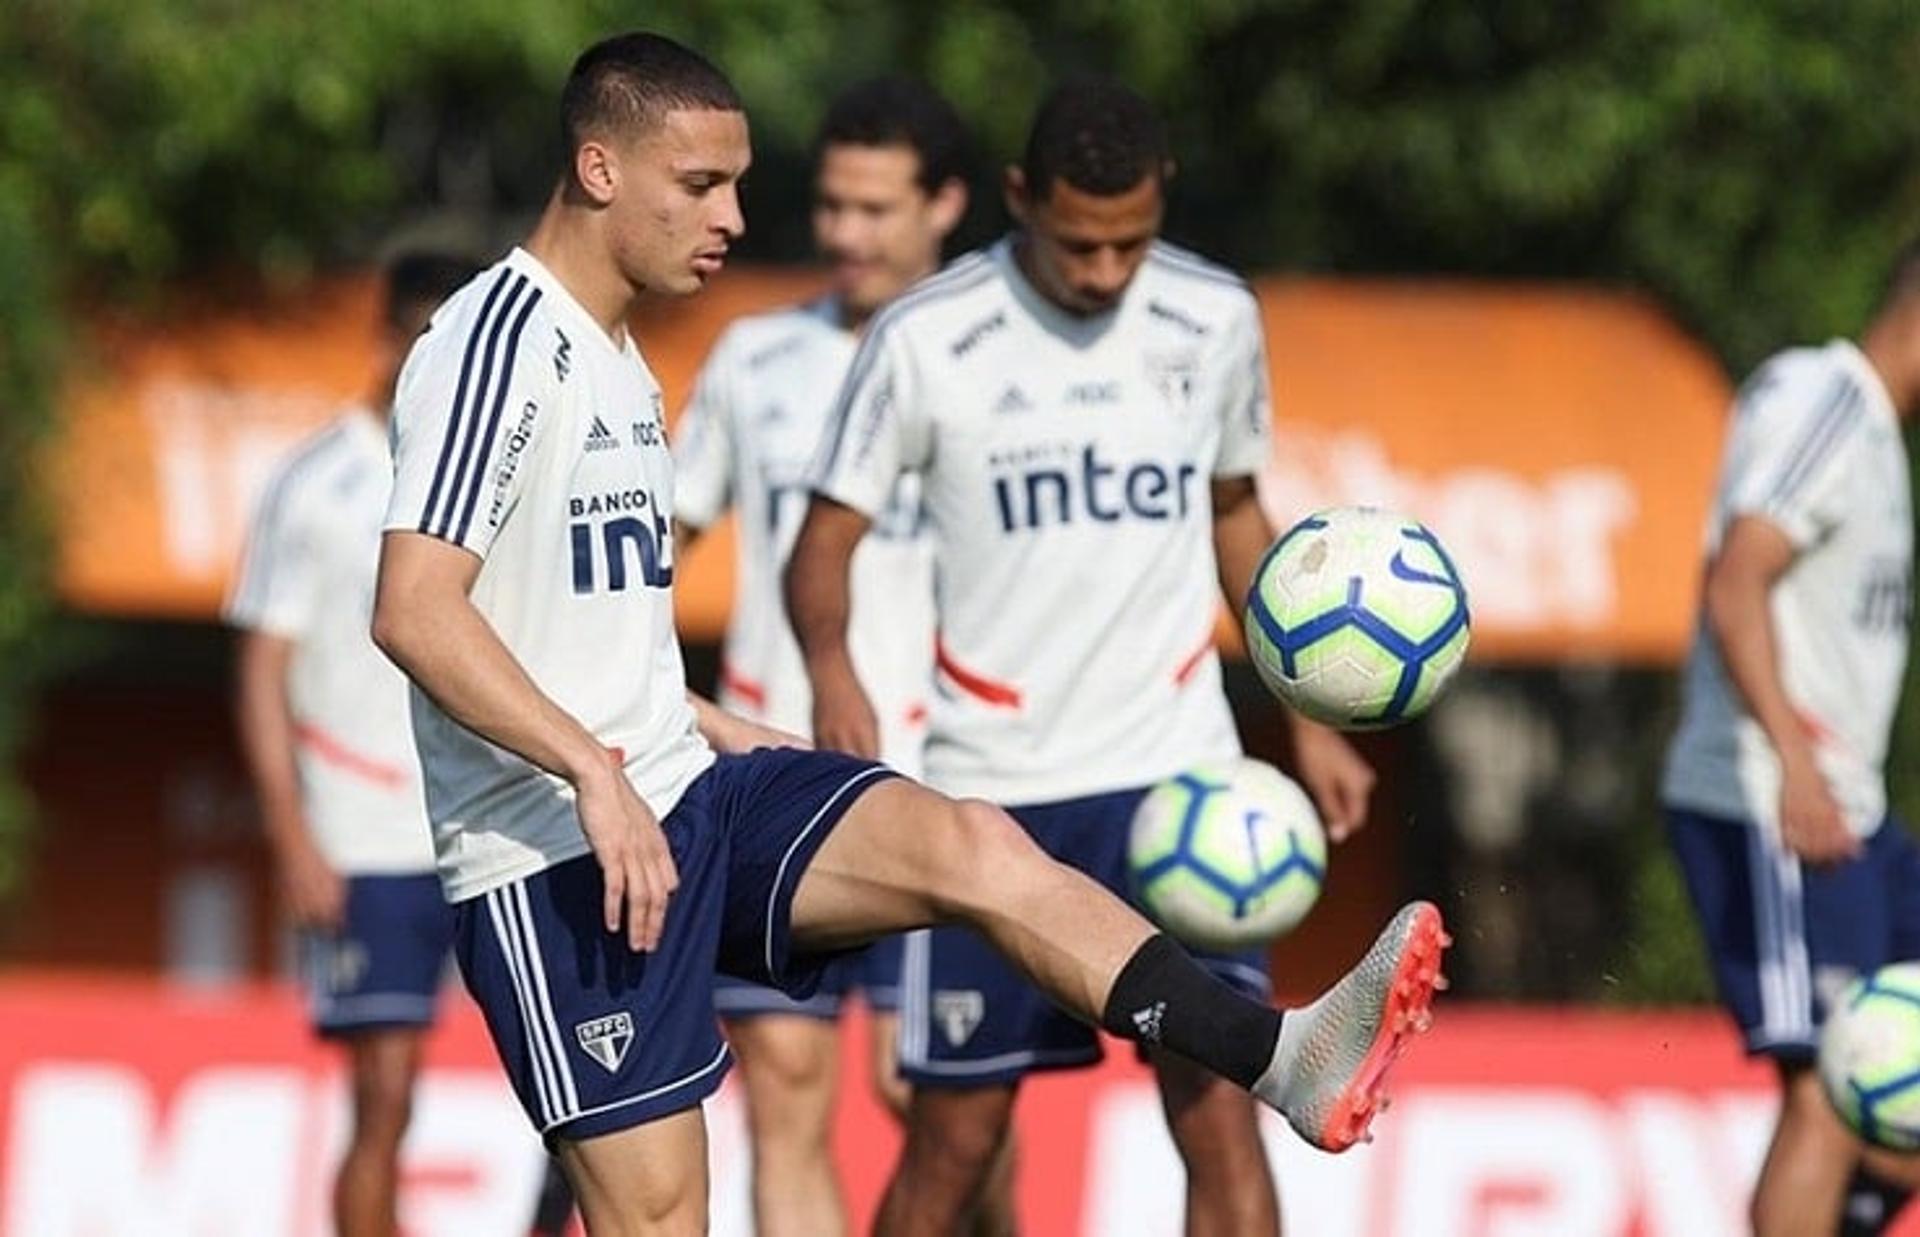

{"left": 523, "top": 197, "right": 637, "bottom": 345}
{"left": 1859, "top": 321, "right": 1918, "bottom": 421}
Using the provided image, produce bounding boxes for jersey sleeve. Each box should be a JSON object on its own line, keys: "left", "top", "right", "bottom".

{"left": 224, "top": 459, "right": 319, "bottom": 638}
{"left": 1724, "top": 362, "right": 1864, "bottom": 548}
{"left": 385, "top": 283, "right": 557, "bottom": 560}
{"left": 1212, "top": 293, "right": 1274, "bottom": 478}
{"left": 809, "top": 321, "right": 931, "bottom": 518}
{"left": 672, "top": 335, "right": 736, "bottom": 529}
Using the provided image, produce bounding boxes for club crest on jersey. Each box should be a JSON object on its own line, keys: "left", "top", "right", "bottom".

{"left": 1145, "top": 351, "right": 1199, "bottom": 407}
{"left": 585, "top": 415, "right": 621, "bottom": 453}
{"left": 933, "top": 990, "right": 986, "bottom": 1047}
{"left": 575, "top": 1012, "right": 635, "bottom": 1073}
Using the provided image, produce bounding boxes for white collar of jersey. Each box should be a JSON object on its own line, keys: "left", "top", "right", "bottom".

{"left": 1832, "top": 338, "right": 1899, "bottom": 427}
{"left": 505, "top": 246, "right": 635, "bottom": 360}
{"left": 341, "top": 404, "right": 388, "bottom": 455}
{"left": 993, "top": 235, "right": 1129, "bottom": 341}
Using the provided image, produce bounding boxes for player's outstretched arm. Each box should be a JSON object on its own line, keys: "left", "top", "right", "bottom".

{"left": 234, "top": 629, "right": 346, "bottom": 930}
{"left": 1705, "top": 516, "right": 1856, "bottom": 864}
{"left": 1211, "top": 476, "right": 1376, "bottom": 840}
{"left": 372, "top": 530, "right": 681, "bottom": 948}
{"left": 686, "top": 692, "right": 808, "bottom": 754}
{"left": 784, "top": 495, "right": 881, "bottom": 758}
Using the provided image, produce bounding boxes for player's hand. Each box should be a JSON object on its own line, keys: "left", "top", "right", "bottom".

{"left": 812, "top": 665, "right": 881, "bottom": 759}
{"left": 574, "top": 762, "right": 679, "bottom": 951}
{"left": 1779, "top": 752, "right": 1859, "bottom": 867}
{"left": 277, "top": 839, "right": 346, "bottom": 933}
{"left": 1291, "top": 719, "right": 1376, "bottom": 843}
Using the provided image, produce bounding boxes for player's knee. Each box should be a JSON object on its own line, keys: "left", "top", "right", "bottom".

{"left": 908, "top": 1096, "right": 1013, "bottom": 1179}
{"left": 351, "top": 1064, "right": 416, "bottom": 1142}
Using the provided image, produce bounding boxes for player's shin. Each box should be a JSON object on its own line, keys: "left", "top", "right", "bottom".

{"left": 1097, "top": 933, "right": 1281, "bottom": 1089}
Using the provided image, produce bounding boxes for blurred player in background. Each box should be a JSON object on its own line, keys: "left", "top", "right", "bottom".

{"left": 671, "top": 77, "right": 990, "bottom": 1235}
{"left": 788, "top": 78, "right": 1379, "bottom": 1234}
{"left": 1664, "top": 242, "right": 1920, "bottom": 1236}
{"left": 229, "top": 251, "right": 477, "bottom": 1237}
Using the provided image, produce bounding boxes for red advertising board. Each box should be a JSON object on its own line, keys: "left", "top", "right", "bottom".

{"left": 3, "top": 979, "right": 1897, "bottom": 1236}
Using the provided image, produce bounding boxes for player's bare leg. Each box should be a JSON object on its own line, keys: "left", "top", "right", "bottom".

{"left": 1752, "top": 1064, "right": 1858, "bottom": 1236}
{"left": 877, "top": 1085, "right": 1018, "bottom": 1236}
{"left": 868, "top": 1007, "right": 911, "bottom": 1117}
{"left": 1154, "top": 1051, "right": 1279, "bottom": 1237}
{"left": 725, "top": 1014, "right": 846, "bottom": 1237}
{"left": 335, "top": 1028, "right": 424, "bottom": 1237}
{"left": 791, "top": 779, "right": 1446, "bottom": 1154}
{"left": 553, "top": 1106, "right": 709, "bottom": 1237}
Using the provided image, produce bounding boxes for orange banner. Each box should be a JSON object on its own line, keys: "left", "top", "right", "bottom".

{"left": 47, "top": 269, "right": 1728, "bottom": 662}
{"left": 3, "top": 982, "right": 1883, "bottom": 1237}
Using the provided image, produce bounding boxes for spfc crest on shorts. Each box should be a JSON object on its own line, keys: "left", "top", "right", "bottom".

{"left": 575, "top": 1012, "right": 635, "bottom": 1073}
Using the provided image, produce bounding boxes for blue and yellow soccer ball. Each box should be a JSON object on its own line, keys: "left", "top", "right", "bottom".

{"left": 1820, "top": 963, "right": 1920, "bottom": 1150}
{"left": 1245, "top": 506, "right": 1471, "bottom": 730}
{"left": 1128, "top": 759, "right": 1327, "bottom": 950}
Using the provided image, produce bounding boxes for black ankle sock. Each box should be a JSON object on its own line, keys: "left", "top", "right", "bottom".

{"left": 1098, "top": 933, "right": 1282, "bottom": 1089}
{"left": 1841, "top": 1165, "right": 1914, "bottom": 1236}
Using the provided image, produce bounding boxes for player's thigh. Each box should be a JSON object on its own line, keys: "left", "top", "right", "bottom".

{"left": 557, "top": 1105, "right": 710, "bottom": 1237}
{"left": 789, "top": 779, "right": 1046, "bottom": 947}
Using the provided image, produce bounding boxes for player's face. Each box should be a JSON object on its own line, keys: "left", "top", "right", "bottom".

{"left": 1010, "top": 173, "right": 1163, "bottom": 317}
{"left": 605, "top": 107, "right": 751, "bottom": 296}
{"left": 813, "top": 143, "right": 960, "bottom": 317}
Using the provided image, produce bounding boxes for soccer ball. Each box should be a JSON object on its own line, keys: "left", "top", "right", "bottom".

{"left": 1820, "top": 963, "right": 1920, "bottom": 1150}
{"left": 1128, "top": 758, "right": 1327, "bottom": 950}
{"left": 1245, "top": 506, "right": 1471, "bottom": 730}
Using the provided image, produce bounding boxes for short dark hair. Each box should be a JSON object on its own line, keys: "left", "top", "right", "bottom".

{"left": 560, "top": 32, "right": 742, "bottom": 154}
{"left": 815, "top": 76, "right": 971, "bottom": 194}
{"left": 1022, "top": 78, "right": 1169, "bottom": 200}
{"left": 383, "top": 251, "right": 478, "bottom": 329}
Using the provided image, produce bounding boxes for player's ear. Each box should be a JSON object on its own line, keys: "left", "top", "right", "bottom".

{"left": 573, "top": 138, "right": 620, "bottom": 207}
{"left": 1002, "top": 165, "right": 1030, "bottom": 226}
{"left": 928, "top": 176, "right": 968, "bottom": 238}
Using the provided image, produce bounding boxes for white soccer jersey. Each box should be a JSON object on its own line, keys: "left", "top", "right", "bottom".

{"left": 811, "top": 238, "right": 1271, "bottom": 804}
{"left": 385, "top": 247, "right": 714, "bottom": 901}
{"left": 227, "top": 409, "right": 435, "bottom": 874}
{"left": 1664, "top": 340, "right": 1912, "bottom": 838}
{"left": 674, "top": 298, "right": 934, "bottom": 775}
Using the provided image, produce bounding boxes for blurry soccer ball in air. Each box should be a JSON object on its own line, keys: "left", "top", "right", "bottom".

{"left": 1244, "top": 506, "right": 1471, "bottom": 730}
{"left": 1820, "top": 963, "right": 1920, "bottom": 1151}
{"left": 1128, "top": 758, "right": 1327, "bottom": 950}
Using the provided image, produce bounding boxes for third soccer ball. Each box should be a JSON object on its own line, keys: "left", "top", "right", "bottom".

{"left": 1820, "top": 963, "right": 1920, "bottom": 1151}
{"left": 1244, "top": 506, "right": 1471, "bottom": 730}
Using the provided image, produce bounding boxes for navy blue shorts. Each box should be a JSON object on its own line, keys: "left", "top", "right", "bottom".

{"left": 714, "top": 932, "right": 907, "bottom": 1019}
{"left": 455, "top": 749, "right": 895, "bottom": 1141}
{"left": 307, "top": 872, "right": 454, "bottom": 1038}
{"left": 899, "top": 786, "right": 1271, "bottom": 1088}
{"left": 1666, "top": 806, "right": 1920, "bottom": 1060}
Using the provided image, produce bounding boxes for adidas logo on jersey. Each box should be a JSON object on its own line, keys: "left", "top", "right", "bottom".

{"left": 993, "top": 385, "right": 1033, "bottom": 415}
{"left": 575, "top": 1012, "right": 635, "bottom": 1073}
{"left": 933, "top": 989, "right": 986, "bottom": 1047}
{"left": 585, "top": 415, "right": 620, "bottom": 452}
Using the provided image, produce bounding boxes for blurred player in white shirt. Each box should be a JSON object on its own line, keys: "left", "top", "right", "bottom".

{"left": 229, "top": 251, "right": 475, "bottom": 1237}
{"left": 1664, "top": 245, "right": 1920, "bottom": 1236}
{"left": 672, "top": 78, "right": 968, "bottom": 1236}
{"left": 789, "top": 80, "right": 1379, "bottom": 1235}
